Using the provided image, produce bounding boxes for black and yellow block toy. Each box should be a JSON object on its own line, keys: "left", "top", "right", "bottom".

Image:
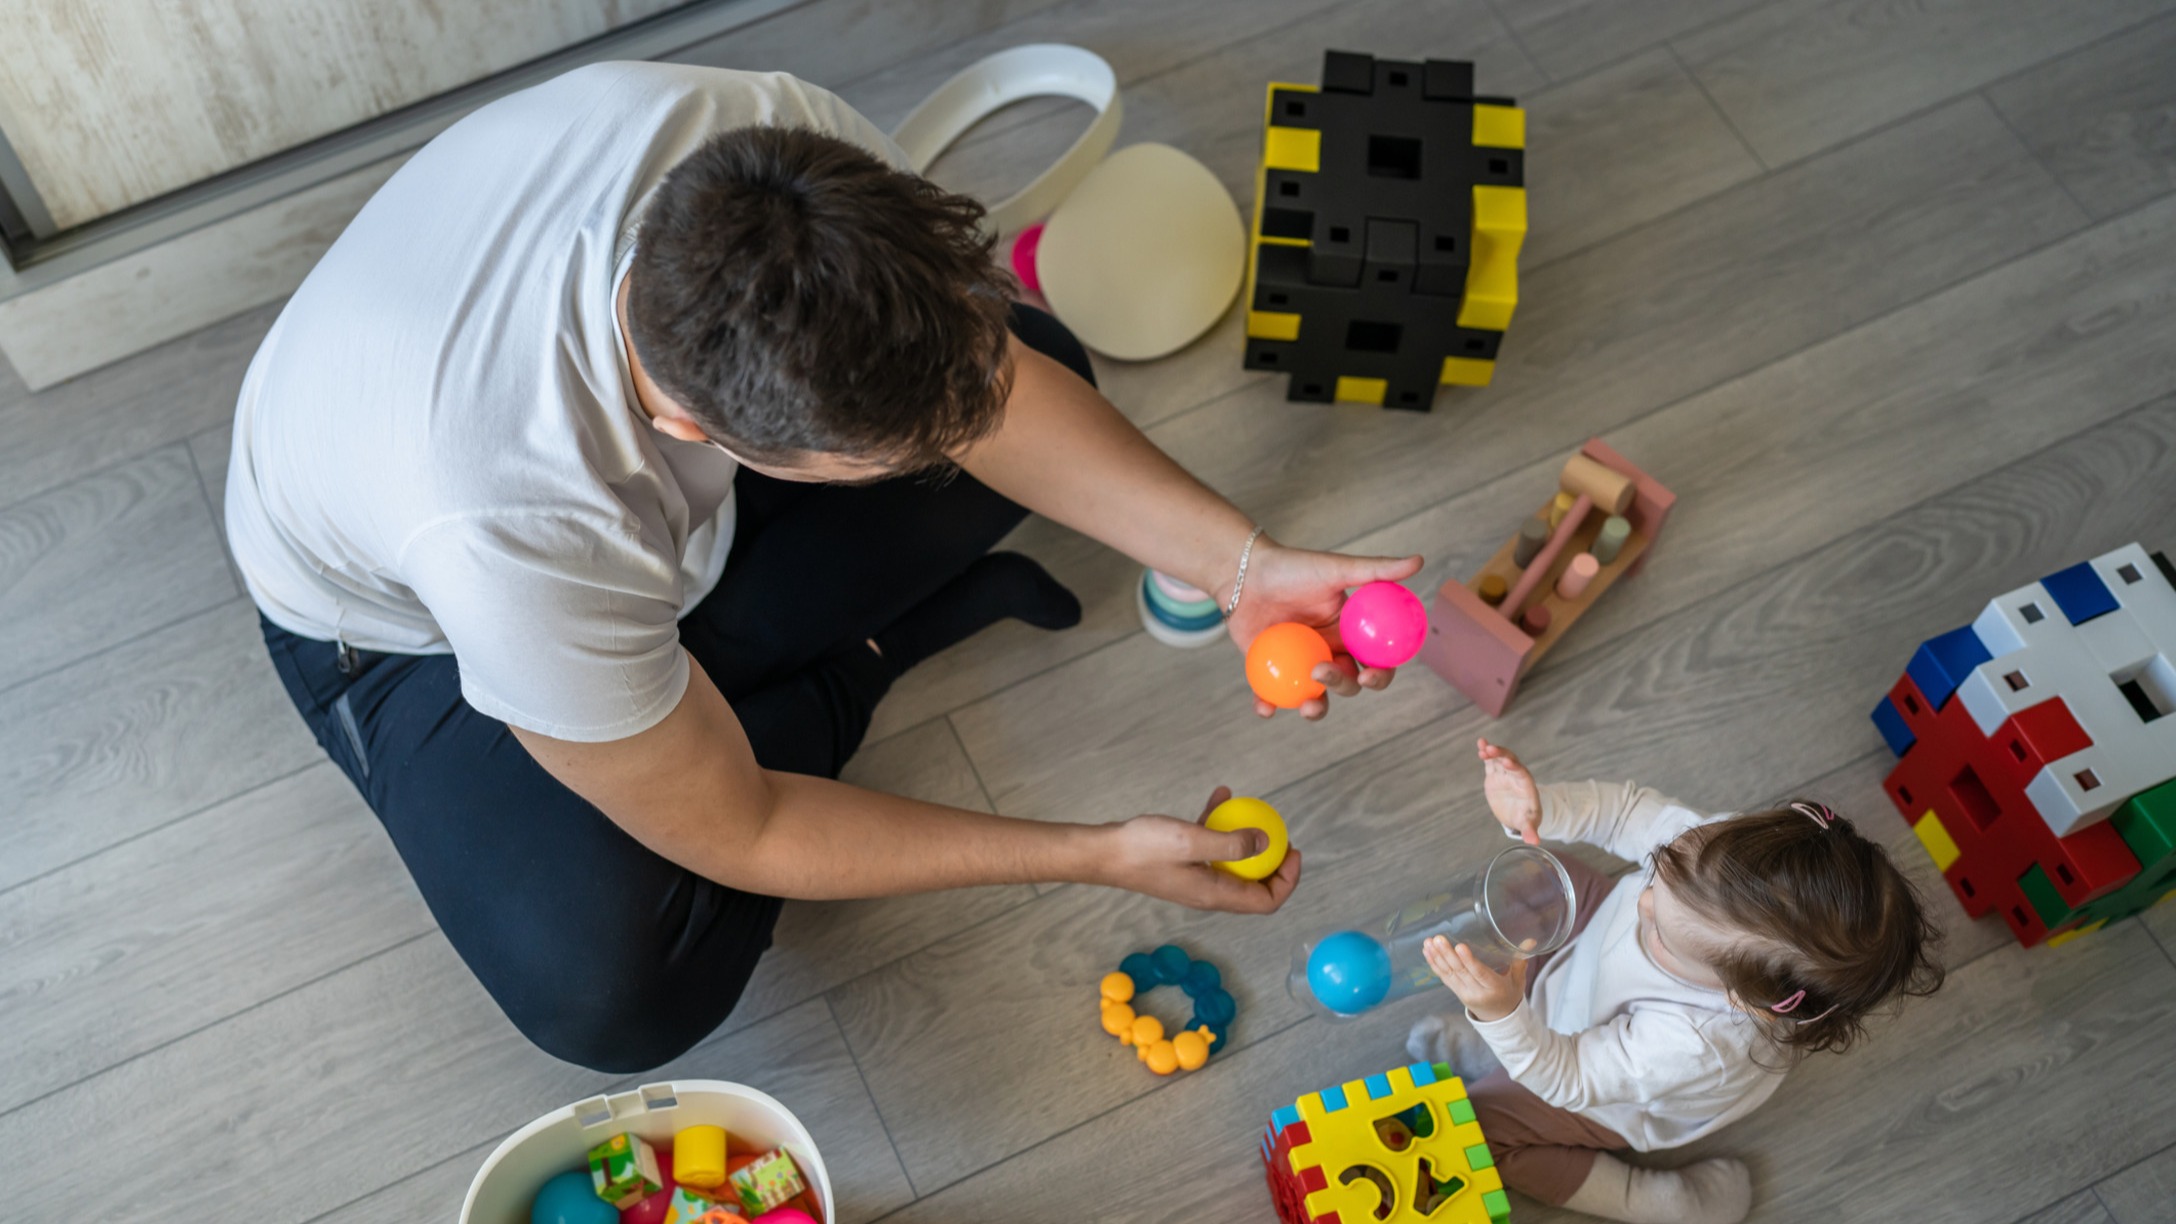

{"left": 1242, "top": 51, "right": 1526, "bottom": 410}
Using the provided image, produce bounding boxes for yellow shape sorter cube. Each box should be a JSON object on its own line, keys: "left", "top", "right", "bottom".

{"left": 1260, "top": 1062, "right": 1509, "bottom": 1224}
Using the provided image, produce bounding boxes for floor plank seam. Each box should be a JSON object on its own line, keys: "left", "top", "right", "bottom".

{"left": 0, "top": 437, "right": 213, "bottom": 518}
{"left": 180, "top": 427, "right": 247, "bottom": 594}
{"left": 1668, "top": 2, "right": 2176, "bottom": 187}
{"left": 0, "top": 928, "right": 438, "bottom": 1125}
{"left": 2087, "top": 1137, "right": 2176, "bottom": 1219}
{"left": 1667, "top": 41, "right": 1769, "bottom": 171}
{"left": 295, "top": 1136, "right": 500, "bottom": 1224}
{"left": 824, "top": 992, "right": 923, "bottom": 1203}
{"left": 861, "top": 1013, "right": 1318, "bottom": 1220}
{"left": 0, "top": 757, "right": 326, "bottom": 902}
{"left": 0, "top": 592, "right": 251, "bottom": 702}
{"left": 1979, "top": 87, "right": 2096, "bottom": 220}
{"left": 943, "top": 713, "right": 1002, "bottom": 814}
{"left": 1476, "top": 0, "right": 1551, "bottom": 83}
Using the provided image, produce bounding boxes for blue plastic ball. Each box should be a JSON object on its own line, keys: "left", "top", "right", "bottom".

{"left": 1307, "top": 930, "right": 1393, "bottom": 1015}
{"left": 532, "top": 1169, "right": 616, "bottom": 1224}
{"left": 1182, "top": 960, "right": 1222, "bottom": 997}
{"left": 1151, "top": 944, "right": 1191, "bottom": 985}
{"left": 1120, "top": 952, "right": 1159, "bottom": 987}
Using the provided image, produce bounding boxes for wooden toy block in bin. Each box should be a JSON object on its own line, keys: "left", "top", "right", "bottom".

{"left": 1419, "top": 439, "right": 1675, "bottom": 716}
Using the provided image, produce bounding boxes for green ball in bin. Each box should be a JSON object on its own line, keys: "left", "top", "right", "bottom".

{"left": 533, "top": 1169, "right": 616, "bottom": 1224}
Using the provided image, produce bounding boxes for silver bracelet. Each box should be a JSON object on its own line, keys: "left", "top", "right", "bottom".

{"left": 1224, "top": 525, "right": 1265, "bottom": 618}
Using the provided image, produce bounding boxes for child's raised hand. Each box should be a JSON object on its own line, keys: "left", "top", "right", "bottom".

{"left": 1424, "top": 935, "right": 1529, "bottom": 1023}
{"left": 1477, "top": 738, "right": 1541, "bottom": 844}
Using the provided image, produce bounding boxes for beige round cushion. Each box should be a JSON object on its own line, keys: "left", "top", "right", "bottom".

{"left": 1035, "top": 143, "right": 1246, "bottom": 361}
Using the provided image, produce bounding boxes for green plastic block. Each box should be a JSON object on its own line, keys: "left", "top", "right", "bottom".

{"left": 1432, "top": 1060, "right": 1456, "bottom": 1083}
{"left": 2113, "top": 778, "right": 2176, "bottom": 867}
{"left": 1449, "top": 1097, "right": 1477, "bottom": 1126}
{"left": 1465, "top": 1142, "right": 1495, "bottom": 1171}
{"left": 2018, "top": 864, "right": 2074, "bottom": 929}
{"left": 1483, "top": 1187, "right": 1512, "bottom": 1221}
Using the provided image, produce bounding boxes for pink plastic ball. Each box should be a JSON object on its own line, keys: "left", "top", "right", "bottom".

{"left": 1338, "top": 581, "right": 1428, "bottom": 669}
{"left": 1010, "top": 223, "right": 1046, "bottom": 295}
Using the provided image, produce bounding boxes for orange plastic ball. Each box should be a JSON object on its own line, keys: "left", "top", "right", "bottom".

{"left": 1246, "top": 622, "right": 1333, "bottom": 709}
{"left": 1141, "top": 1039, "right": 1180, "bottom": 1075}
{"left": 1101, "top": 1000, "right": 1135, "bottom": 1037}
{"left": 1100, "top": 971, "right": 1135, "bottom": 1004}
{"left": 1172, "top": 1028, "right": 1211, "bottom": 1071}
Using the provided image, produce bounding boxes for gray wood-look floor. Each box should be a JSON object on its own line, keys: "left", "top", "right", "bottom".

{"left": 8, "top": 0, "right": 2176, "bottom": 1220}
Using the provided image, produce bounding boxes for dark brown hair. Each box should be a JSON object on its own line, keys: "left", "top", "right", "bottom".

{"left": 1650, "top": 804, "right": 1944, "bottom": 1057}
{"left": 625, "top": 126, "right": 1015, "bottom": 469}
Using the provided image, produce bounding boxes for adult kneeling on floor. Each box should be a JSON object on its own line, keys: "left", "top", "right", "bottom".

{"left": 227, "top": 62, "right": 1420, "bottom": 1072}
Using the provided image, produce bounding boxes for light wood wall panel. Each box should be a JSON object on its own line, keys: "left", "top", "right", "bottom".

{"left": 0, "top": 0, "right": 686, "bottom": 229}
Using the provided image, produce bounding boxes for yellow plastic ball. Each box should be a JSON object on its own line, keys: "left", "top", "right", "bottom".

{"left": 1141, "top": 1039, "right": 1180, "bottom": 1075}
{"left": 1204, "top": 796, "right": 1290, "bottom": 881}
{"left": 1172, "top": 1028, "right": 1210, "bottom": 1071}
{"left": 1129, "top": 1014, "right": 1165, "bottom": 1048}
{"left": 1101, "top": 1000, "right": 1135, "bottom": 1037}
{"left": 1100, "top": 971, "right": 1135, "bottom": 1004}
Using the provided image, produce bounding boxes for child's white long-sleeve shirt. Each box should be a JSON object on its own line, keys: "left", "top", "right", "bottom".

{"left": 1467, "top": 780, "right": 1787, "bottom": 1151}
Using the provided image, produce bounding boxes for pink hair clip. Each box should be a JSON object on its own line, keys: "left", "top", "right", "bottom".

{"left": 1769, "top": 988, "right": 1838, "bottom": 1023}
{"left": 1790, "top": 801, "right": 1837, "bottom": 830}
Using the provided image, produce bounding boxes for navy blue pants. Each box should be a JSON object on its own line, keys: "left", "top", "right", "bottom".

{"left": 264, "top": 305, "right": 1091, "bottom": 1072}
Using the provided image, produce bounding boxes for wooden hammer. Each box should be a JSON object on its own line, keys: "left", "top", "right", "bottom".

{"left": 1498, "top": 453, "right": 1635, "bottom": 622}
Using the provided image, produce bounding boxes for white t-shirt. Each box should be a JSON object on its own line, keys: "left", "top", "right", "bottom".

{"left": 1469, "top": 781, "right": 1788, "bottom": 1151}
{"left": 226, "top": 63, "right": 907, "bottom": 741}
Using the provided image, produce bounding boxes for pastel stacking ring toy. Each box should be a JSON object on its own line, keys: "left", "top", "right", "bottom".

{"left": 1139, "top": 568, "right": 1226, "bottom": 647}
{"left": 1097, "top": 945, "right": 1238, "bottom": 1076}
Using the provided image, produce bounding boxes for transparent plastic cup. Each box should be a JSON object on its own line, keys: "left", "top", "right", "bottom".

{"left": 1288, "top": 844, "right": 1577, "bottom": 1020}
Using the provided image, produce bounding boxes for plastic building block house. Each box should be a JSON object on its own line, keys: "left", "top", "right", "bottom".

{"left": 1261, "top": 1061, "right": 1509, "bottom": 1224}
{"left": 1872, "top": 543, "right": 2176, "bottom": 947}
{"left": 1242, "top": 51, "right": 1526, "bottom": 410}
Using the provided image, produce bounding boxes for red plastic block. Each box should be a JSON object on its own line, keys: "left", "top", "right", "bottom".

{"left": 1881, "top": 680, "right": 2140, "bottom": 945}
{"left": 1990, "top": 698, "right": 2092, "bottom": 790}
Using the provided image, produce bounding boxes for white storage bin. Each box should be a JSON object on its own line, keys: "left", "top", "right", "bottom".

{"left": 462, "top": 1079, "right": 834, "bottom": 1224}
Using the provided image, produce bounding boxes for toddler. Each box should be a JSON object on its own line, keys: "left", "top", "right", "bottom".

{"left": 1407, "top": 739, "right": 1943, "bottom": 1224}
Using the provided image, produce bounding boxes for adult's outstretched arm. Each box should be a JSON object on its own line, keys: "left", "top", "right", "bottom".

{"left": 510, "top": 651, "right": 1303, "bottom": 907}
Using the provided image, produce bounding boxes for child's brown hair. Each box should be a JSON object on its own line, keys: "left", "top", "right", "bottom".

{"left": 1650, "top": 801, "right": 1944, "bottom": 1056}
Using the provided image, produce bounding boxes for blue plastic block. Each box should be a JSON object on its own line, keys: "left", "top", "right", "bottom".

{"left": 1871, "top": 694, "right": 1916, "bottom": 757}
{"left": 1272, "top": 1105, "right": 1302, "bottom": 1133}
{"left": 1150, "top": 944, "right": 1191, "bottom": 984}
{"left": 1364, "top": 1073, "right": 1394, "bottom": 1100}
{"left": 1906, "top": 625, "right": 1992, "bottom": 709}
{"left": 1322, "top": 1085, "right": 1350, "bottom": 1113}
{"left": 1408, "top": 1061, "right": 1438, "bottom": 1087}
{"left": 1119, "top": 952, "right": 1157, "bottom": 987}
{"left": 2042, "top": 561, "right": 2119, "bottom": 625}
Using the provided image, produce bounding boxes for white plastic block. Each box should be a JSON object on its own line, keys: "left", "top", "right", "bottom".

{"left": 2092, "top": 543, "right": 2176, "bottom": 652}
{"left": 1961, "top": 545, "right": 2176, "bottom": 834}
{"left": 1956, "top": 659, "right": 2025, "bottom": 737}
{"left": 1972, "top": 586, "right": 2043, "bottom": 657}
{"left": 2080, "top": 611, "right": 2158, "bottom": 672}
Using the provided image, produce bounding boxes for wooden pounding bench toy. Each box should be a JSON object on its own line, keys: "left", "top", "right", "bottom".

{"left": 1419, "top": 439, "right": 1675, "bottom": 716}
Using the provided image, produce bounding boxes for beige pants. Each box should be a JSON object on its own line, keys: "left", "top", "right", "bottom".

{"left": 1468, "top": 853, "right": 1631, "bottom": 1205}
